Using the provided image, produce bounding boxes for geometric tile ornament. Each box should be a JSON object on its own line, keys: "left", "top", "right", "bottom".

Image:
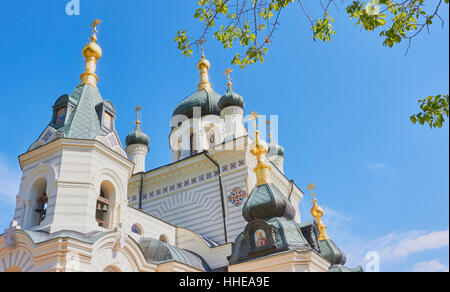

{"left": 228, "top": 187, "right": 247, "bottom": 207}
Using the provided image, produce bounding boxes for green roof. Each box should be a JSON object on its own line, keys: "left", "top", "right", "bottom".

{"left": 126, "top": 124, "right": 150, "bottom": 146}
{"left": 218, "top": 87, "right": 245, "bottom": 110}
{"left": 268, "top": 141, "right": 285, "bottom": 157}
{"left": 242, "top": 183, "right": 296, "bottom": 222}
{"left": 139, "top": 238, "right": 210, "bottom": 271}
{"left": 172, "top": 89, "right": 221, "bottom": 120}
{"left": 57, "top": 85, "right": 108, "bottom": 139}
{"left": 29, "top": 84, "right": 121, "bottom": 151}
{"left": 319, "top": 238, "right": 346, "bottom": 266}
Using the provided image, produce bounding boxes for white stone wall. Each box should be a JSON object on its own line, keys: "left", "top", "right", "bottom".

{"left": 176, "top": 228, "right": 232, "bottom": 270}
{"left": 169, "top": 109, "right": 247, "bottom": 163}
{"left": 16, "top": 139, "right": 134, "bottom": 234}
{"left": 128, "top": 137, "right": 303, "bottom": 245}
{"left": 221, "top": 106, "right": 246, "bottom": 142}
{"left": 123, "top": 206, "right": 176, "bottom": 244}
{"left": 126, "top": 144, "right": 148, "bottom": 174}
{"left": 170, "top": 115, "right": 225, "bottom": 162}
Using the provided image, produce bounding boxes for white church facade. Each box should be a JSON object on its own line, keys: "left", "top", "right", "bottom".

{"left": 0, "top": 20, "right": 361, "bottom": 273}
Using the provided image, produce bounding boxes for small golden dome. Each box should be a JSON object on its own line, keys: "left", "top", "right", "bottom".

{"left": 82, "top": 40, "right": 102, "bottom": 60}
{"left": 249, "top": 131, "right": 269, "bottom": 159}
{"left": 197, "top": 57, "right": 210, "bottom": 70}
{"left": 311, "top": 199, "right": 324, "bottom": 218}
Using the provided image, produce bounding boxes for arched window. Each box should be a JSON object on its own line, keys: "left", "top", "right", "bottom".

{"left": 103, "top": 265, "right": 121, "bottom": 272}
{"left": 29, "top": 178, "right": 48, "bottom": 228}
{"left": 190, "top": 134, "right": 197, "bottom": 155}
{"left": 207, "top": 130, "right": 215, "bottom": 146}
{"left": 96, "top": 181, "right": 115, "bottom": 229}
{"left": 131, "top": 224, "right": 142, "bottom": 235}
{"left": 159, "top": 234, "right": 169, "bottom": 244}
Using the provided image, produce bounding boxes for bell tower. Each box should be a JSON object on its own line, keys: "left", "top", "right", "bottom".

{"left": 13, "top": 20, "right": 134, "bottom": 234}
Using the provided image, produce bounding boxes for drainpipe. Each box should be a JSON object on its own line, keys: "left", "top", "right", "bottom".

{"left": 203, "top": 151, "right": 228, "bottom": 243}
{"left": 288, "top": 179, "right": 294, "bottom": 201}
{"left": 138, "top": 173, "right": 144, "bottom": 210}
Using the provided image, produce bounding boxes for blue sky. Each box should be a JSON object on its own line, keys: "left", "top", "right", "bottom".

{"left": 0, "top": 0, "right": 448, "bottom": 272}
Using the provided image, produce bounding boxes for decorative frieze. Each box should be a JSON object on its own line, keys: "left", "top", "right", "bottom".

{"left": 63, "top": 146, "right": 93, "bottom": 153}
{"left": 130, "top": 159, "right": 247, "bottom": 203}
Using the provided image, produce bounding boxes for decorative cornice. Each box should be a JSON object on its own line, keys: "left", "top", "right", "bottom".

{"left": 19, "top": 138, "right": 134, "bottom": 171}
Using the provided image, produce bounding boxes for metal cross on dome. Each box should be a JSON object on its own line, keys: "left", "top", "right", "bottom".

{"left": 248, "top": 111, "right": 261, "bottom": 131}
{"left": 135, "top": 106, "right": 142, "bottom": 125}
{"left": 266, "top": 120, "right": 272, "bottom": 139}
{"left": 307, "top": 183, "right": 317, "bottom": 199}
{"left": 224, "top": 68, "right": 233, "bottom": 87}
{"left": 90, "top": 19, "right": 102, "bottom": 34}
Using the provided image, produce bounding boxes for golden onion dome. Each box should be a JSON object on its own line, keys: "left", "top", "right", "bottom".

{"left": 82, "top": 35, "right": 102, "bottom": 60}
{"left": 197, "top": 56, "right": 211, "bottom": 70}
{"left": 249, "top": 131, "right": 269, "bottom": 159}
{"left": 311, "top": 199, "right": 324, "bottom": 219}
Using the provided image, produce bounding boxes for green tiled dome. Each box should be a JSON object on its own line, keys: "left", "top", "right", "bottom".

{"left": 139, "top": 238, "right": 210, "bottom": 271}
{"left": 125, "top": 125, "right": 150, "bottom": 146}
{"left": 268, "top": 141, "right": 285, "bottom": 157}
{"left": 218, "top": 87, "right": 245, "bottom": 110}
{"left": 242, "top": 183, "right": 296, "bottom": 222}
{"left": 319, "top": 239, "right": 347, "bottom": 266}
{"left": 172, "top": 89, "right": 221, "bottom": 119}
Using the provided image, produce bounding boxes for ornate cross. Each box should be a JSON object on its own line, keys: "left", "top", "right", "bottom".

{"left": 266, "top": 120, "right": 272, "bottom": 139}
{"left": 307, "top": 183, "right": 317, "bottom": 199}
{"left": 135, "top": 106, "right": 142, "bottom": 125}
{"left": 90, "top": 19, "right": 102, "bottom": 34}
{"left": 224, "top": 68, "right": 233, "bottom": 87}
{"left": 248, "top": 111, "right": 261, "bottom": 131}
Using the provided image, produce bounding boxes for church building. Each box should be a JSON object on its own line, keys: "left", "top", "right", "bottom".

{"left": 0, "top": 20, "right": 361, "bottom": 272}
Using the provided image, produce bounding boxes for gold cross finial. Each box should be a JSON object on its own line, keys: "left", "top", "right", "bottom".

{"left": 249, "top": 111, "right": 260, "bottom": 121}
{"left": 307, "top": 183, "right": 329, "bottom": 240}
{"left": 248, "top": 110, "right": 271, "bottom": 186}
{"left": 80, "top": 19, "right": 103, "bottom": 87}
{"left": 266, "top": 120, "right": 272, "bottom": 139}
{"left": 90, "top": 19, "right": 102, "bottom": 34}
{"left": 224, "top": 68, "right": 233, "bottom": 88}
{"left": 135, "top": 106, "right": 142, "bottom": 126}
{"left": 248, "top": 111, "right": 261, "bottom": 131}
{"left": 198, "top": 39, "right": 206, "bottom": 58}
{"left": 307, "top": 183, "right": 316, "bottom": 199}
{"left": 88, "top": 19, "right": 102, "bottom": 42}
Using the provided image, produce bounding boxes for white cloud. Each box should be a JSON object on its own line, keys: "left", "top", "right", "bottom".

{"left": 412, "top": 260, "right": 449, "bottom": 272}
{"left": 311, "top": 206, "right": 449, "bottom": 271}
{"left": 366, "top": 163, "right": 389, "bottom": 169}
{"left": 323, "top": 206, "right": 355, "bottom": 223}
{"left": 365, "top": 162, "right": 396, "bottom": 175}
{"left": 338, "top": 229, "right": 450, "bottom": 271}
{"left": 0, "top": 156, "right": 21, "bottom": 205}
{"left": 366, "top": 230, "right": 449, "bottom": 260}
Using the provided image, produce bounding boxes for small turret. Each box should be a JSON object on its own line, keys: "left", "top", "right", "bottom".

{"left": 126, "top": 106, "right": 150, "bottom": 174}
{"left": 218, "top": 68, "right": 246, "bottom": 141}
{"left": 218, "top": 68, "right": 245, "bottom": 110}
